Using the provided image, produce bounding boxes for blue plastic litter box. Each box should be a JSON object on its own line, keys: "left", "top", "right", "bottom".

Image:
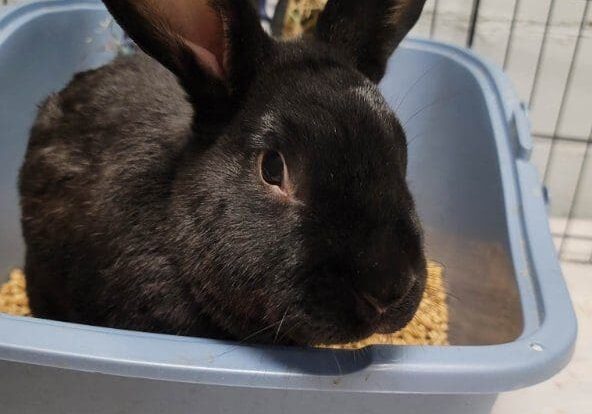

{"left": 0, "top": 1, "right": 577, "bottom": 413}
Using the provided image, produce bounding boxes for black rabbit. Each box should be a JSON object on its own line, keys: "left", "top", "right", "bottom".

{"left": 19, "top": 0, "right": 428, "bottom": 345}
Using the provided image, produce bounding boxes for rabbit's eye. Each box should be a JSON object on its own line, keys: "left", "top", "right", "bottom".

{"left": 261, "top": 151, "right": 285, "bottom": 187}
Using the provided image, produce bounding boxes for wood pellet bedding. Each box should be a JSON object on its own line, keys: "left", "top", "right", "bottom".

{"left": 0, "top": 263, "right": 448, "bottom": 347}
{"left": 0, "top": 269, "right": 30, "bottom": 317}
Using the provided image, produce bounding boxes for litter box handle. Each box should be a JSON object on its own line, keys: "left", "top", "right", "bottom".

{"left": 509, "top": 101, "right": 550, "bottom": 207}
{"left": 509, "top": 101, "right": 533, "bottom": 161}
{"left": 507, "top": 101, "right": 552, "bottom": 207}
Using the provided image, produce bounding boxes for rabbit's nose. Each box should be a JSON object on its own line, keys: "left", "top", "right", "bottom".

{"left": 353, "top": 289, "right": 397, "bottom": 323}
{"left": 354, "top": 273, "right": 415, "bottom": 321}
{"left": 360, "top": 292, "right": 389, "bottom": 315}
{"left": 352, "top": 248, "right": 419, "bottom": 321}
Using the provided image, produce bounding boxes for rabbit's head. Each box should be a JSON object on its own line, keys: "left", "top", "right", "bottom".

{"left": 103, "top": 0, "right": 428, "bottom": 345}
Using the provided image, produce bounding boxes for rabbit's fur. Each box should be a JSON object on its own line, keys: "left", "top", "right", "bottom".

{"left": 20, "top": 0, "right": 428, "bottom": 345}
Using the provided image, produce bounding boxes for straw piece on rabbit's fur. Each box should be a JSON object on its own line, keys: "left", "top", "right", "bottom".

{"left": 283, "top": 0, "right": 328, "bottom": 38}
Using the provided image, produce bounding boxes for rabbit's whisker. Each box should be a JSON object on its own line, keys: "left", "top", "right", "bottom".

{"left": 394, "top": 59, "right": 447, "bottom": 113}
{"left": 402, "top": 90, "right": 469, "bottom": 130}
{"left": 216, "top": 321, "right": 282, "bottom": 358}
{"left": 273, "top": 308, "right": 291, "bottom": 345}
{"left": 332, "top": 350, "right": 343, "bottom": 376}
{"left": 239, "top": 321, "right": 282, "bottom": 343}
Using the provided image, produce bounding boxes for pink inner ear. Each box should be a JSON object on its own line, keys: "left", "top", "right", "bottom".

{"left": 185, "top": 41, "right": 226, "bottom": 79}
{"left": 161, "top": 0, "right": 228, "bottom": 79}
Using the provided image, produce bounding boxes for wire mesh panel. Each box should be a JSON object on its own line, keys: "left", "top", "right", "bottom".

{"left": 443, "top": 0, "right": 592, "bottom": 263}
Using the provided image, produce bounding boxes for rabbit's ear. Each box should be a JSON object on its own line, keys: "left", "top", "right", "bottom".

{"left": 103, "top": 0, "right": 271, "bottom": 120}
{"left": 315, "top": 0, "right": 427, "bottom": 83}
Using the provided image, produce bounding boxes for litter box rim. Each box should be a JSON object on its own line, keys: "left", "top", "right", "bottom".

{"left": 0, "top": 0, "right": 577, "bottom": 395}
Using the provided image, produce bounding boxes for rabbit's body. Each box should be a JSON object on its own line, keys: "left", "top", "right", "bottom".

{"left": 20, "top": 0, "right": 429, "bottom": 345}
{"left": 20, "top": 54, "right": 220, "bottom": 335}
